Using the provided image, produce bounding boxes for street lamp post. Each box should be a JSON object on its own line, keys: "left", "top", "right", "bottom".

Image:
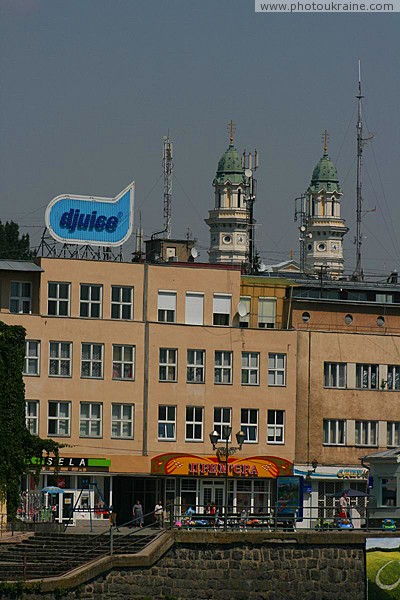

{"left": 209, "top": 425, "right": 246, "bottom": 531}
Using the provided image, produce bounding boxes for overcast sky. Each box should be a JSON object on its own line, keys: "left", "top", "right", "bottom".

{"left": 1, "top": 0, "right": 399, "bottom": 276}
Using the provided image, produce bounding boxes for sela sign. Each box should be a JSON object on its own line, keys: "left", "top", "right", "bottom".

{"left": 45, "top": 182, "right": 134, "bottom": 246}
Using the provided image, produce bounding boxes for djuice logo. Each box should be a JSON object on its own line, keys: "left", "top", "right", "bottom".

{"left": 60, "top": 209, "right": 119, "bottom": 234}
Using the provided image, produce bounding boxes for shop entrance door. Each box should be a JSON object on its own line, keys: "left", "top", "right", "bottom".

{"left": 61, "top": 492, "right": 76, "bottom": 525}
{"left": 201, "top": 481, "right": 224, "bottom": 514}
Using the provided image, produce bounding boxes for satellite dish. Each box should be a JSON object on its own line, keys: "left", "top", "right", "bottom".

{"left": 237, "top": 301, "right": 248, "bottom": 318}
{"left": 190, "top": 247, "right": 198, "bottom": 259}
{"left": 245, "top": 168, "right": 253, "bottom": 179}
{"left": 300, "top": 226, "right": 306, "bottom": 232}
{"left": 259, "top": 263, "right": 267, "bottom": 272}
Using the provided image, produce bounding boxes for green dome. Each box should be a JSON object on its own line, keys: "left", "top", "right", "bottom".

{"left": 309, "top": 150, "right": 340, "bottom": 194}
{"left": 214, "top": 143, "right": 245, "bottom": 185}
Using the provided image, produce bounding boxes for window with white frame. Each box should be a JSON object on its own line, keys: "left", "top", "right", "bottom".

{"left": 324, "top": 363, "right": 346, "bottom": 388}
{"left": 111, "top": 286, "right": 133, "bottom": 320}
{"left": 24, "top": 340, "right": 40, "bottom": 376}
{"left": 9, "top": 281, "right": 32, "bottom": 314}
{"left": 355, "top": 420, "right": 378, "bottom": 446}
{"left": 268, "top": 353, "right": 286, "bottom": 386}
{"left": 356, "top": 364, "right": 379, "bottom": 389}
{"left": 241, "top": 352, "right": 259, "bottom": 385}
{"left": 158, "top": 291, "right": 176, "bottom": 323}
{"left": 26, "top": 401, "right": 39, "bottom": 435}
{"left": 185, "top": 292, "right": 204, "bottom": 325}
{"left": 323, "top": 419, "right": 346, "bottom": 445}
{"left": 241, "top": 408, "right": 258, "bottom": 443}
{"left": 213, "top": 294, "right": 231, "bottom": 326}
{"left": 267, "top": 410, "right": 285, "bottom": 444}
{"left": 387, "top": 366, "right": 400, "bottom": 391}
{"left": 187, "top": 349, "right": 205, "bottom": 383}
{"left": 48, "top": 401, "right": 70, "bottom": 436}
{"left": 81, "top": 343, "right": 103, "bottom": 378}
{"left": 47, "top": 282, "right": 70, "bottom": 316}
{"left": 49, "top": 342, "right": 72, "bottom": 377}
{"left": 159, "top": 348, "right": 177, "bottom": 382}
{"left": 80, "top": 284, "right": 102, "bottom": 318}
{"left": 387, "top": 422, "right": 400, "bottom": 447}
{"left": 214, "top": 351, "right": 232, "bottom": 384}
{"left": 112, "top": 345, "right": 135, "bottom": 380}
{"left": 258, "top": 297, "right": 276, "bottom": 329}
{"left": 80, "top": 402, "right": 102, "bottom": 437}
{"left": 112, "top": 404, "right": 134, "bottom": 439}
{"left": 185, "top": 406, "right": 203, "bottom": 441}
{"left": 239, "top": 297, "right": 251, "bottom": 328}
{"left": 158, "top": 405, "right": 176, "bottom": 440}
{"left": 213, "top": 407, "right": 232, "bottom": 442}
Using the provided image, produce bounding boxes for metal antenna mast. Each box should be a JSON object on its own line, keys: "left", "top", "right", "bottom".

{"left": 353, "top": 60, "right": 364, "bottom": 281}
{"left": 163, "top": 134, "right": 173, "bottom": 239}
{"left": 243, "top": 149, "right": 259, "bottom": 273}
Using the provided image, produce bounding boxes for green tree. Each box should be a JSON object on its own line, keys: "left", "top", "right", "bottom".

{"left": 0, "top": 221, "right": 35, "bottom": 260}
{"left": 0, "top": 322, "right": 59, "bottom": 517}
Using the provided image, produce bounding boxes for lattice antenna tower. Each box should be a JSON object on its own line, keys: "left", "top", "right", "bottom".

{"left": 243, "top": 146, "right": 259, "bottom": 274}
{"left": 163, "top": 134, "right": 174, "bottom": 239}
{"left": 353, "top": 60, "right": 364, "bottom": 281}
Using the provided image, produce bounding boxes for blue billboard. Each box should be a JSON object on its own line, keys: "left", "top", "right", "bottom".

{"left": 45, "top": 182, "right": 134, "bottom": 246}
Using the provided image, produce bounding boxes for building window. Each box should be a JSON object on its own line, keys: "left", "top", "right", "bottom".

{"left": 159, "top": 348, "right": 177, "bottom": 382}
{"left": 111, "top": 286, "right": 133, "bottom": 320}
{"left": 241, "top": 409, "right": 258, "bottom": 443}
{"left": 241, "top": 352, "right": 259, "bottom": 385}
{"left": 323, "top": 419, "right": 346, "bottom": 445}
{"left": 268, "top": 353, "right": 286, "bottom": 386}
{"left": 9, "top": 281, "right": 32, "bottom": 314}
{"left": 355, "top": 420, "right": 378, "bottom": 446}
{"left": 356, "top": 364, "right": 379, "bottom": 389}
{"left": 80, "top": 284, "right": 102, "bottom": 318}
{"left": 267, "top": 410, "right": 285, "bottom": 444}
{"left": 158, "top": 405, "right": 176, "bottom": 440}
{"left": 49, "top": 342, "right": 72, "bottom": 377}
{"left": 381, "top": 478, "right": 397, "bottom": 507}
{"left": 26, "top": 401, "right": 39, "bottom": 435}
{"left": 187, "top": 349, "right": 205, "bottom": 383}
{"left": 80, "top": 402, "right": 102, "bottom": 437}
{"left": 258, "top": 297, "right": 276, "bottom": 329}
{"left": 387, "top": 422, "right": 400, "bottom": 447}
{"left": 112, "top": 404, "right": 134, "bottom": 439}
{"left": 213, "top": 408, "right": 232, "bottom": 442}
{"left": 24, "top": 340, "right": 40, "bottom": 376}
{"left": 324, "top": 363, "right": 346, "bottom": 388}
{"left": 81, "top": 343, "right": 103, "bottom": 378}
{"left": 185, "top": 292, "right": 204, "bottom": 325}
{"left": 112, "top": 345, "right": 135, "bottom": 380}
{"left": 158, "top": 291, "right": 176, "bottom": 323}
{"left": 48, "top": 401, "right": 70, "bottom": 436}
{"left": 213, "top": 294, "right": 231, "bottom": 326}
{"left": 239, "top": 297, "right": 251, "bottom": 328}
{"left": 185, "top": 406, "right": 204, "bottom": 441}
{"left": 47, "top": 282, "right": 70, "bottom": 316}
{"left": 387, "top": 366, "right": 400, "bottom": 391}
{"left": 214, "top": 351, "right": 232, "bottom": 384}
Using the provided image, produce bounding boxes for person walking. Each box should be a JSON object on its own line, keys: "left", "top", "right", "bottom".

{"left": 132, "top": 499, "right": 144, "bottom": 528}
{"left": 154, "top": 500, "right": 164, "bottom": 529}
{"left": 338, "top": 491, "right": 349, "bottom": 518}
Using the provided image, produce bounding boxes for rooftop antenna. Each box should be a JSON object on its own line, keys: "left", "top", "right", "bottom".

{"left": 163, "top": 133, "right": 173, "bottom": 239}
{"left": 353, "top": 60, "right": 364, "bottom": 281}
{"left": 243, "top": 146, "right": 259, "bottom": 274}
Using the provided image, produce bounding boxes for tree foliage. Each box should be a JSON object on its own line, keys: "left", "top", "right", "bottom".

{"left": 0, "top": 322, "right": 60, "bottom": 517}
{"left": 0, "top": 221, "right": 35, "bottom": 261}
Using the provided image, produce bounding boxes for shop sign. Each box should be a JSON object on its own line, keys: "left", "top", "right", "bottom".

{"left": 45, "top": 182, "right": 134, "bottom": 246}
{"left": 151, "top": 453, "right": 293, "bottom": 478}
{"left": 337, "top": 468, "right": 368, "bottom": 479}
{"left": 39, "top": 457, "right": 111, "bottom": 469}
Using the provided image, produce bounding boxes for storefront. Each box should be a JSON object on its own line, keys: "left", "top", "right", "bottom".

{"left": 362, "top": 448, "right": 400, "bottom": 521}
{"left": 151, "top": 453, "right": 293, "bottom": 516}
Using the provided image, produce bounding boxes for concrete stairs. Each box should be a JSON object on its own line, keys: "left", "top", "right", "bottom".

{"left": 0, "top": 530, "right": 159, "bottom": 581}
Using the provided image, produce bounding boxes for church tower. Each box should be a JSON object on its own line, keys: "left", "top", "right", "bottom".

{"left": 205, "top": 126, "right": 248, "bottom": 264}
{"left": 302, "top": 133, "right": 348, "bottom": 278}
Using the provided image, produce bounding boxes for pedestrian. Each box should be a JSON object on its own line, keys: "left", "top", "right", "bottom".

{"left": 154, "top": 500, "right": 164, "bottom": 529}
{"left": 338, "top": 491, "right": 349, "bottom": 518}
{"left": 132, "top": 499, "right": 144, "bottom": 528}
